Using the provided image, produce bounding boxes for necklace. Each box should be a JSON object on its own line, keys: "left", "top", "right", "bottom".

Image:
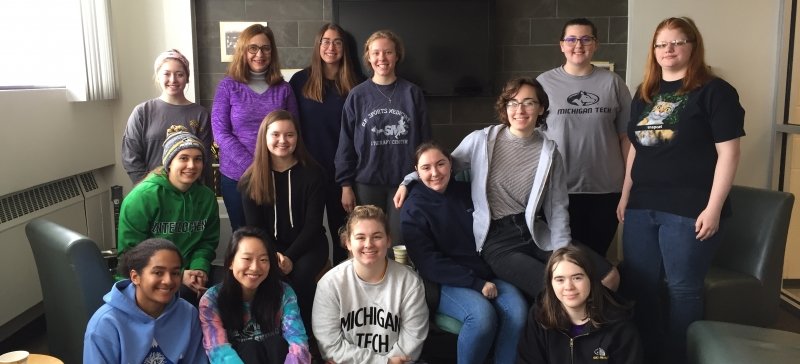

{"left": 373, "top": 81, "right": 397, "bottom": 104}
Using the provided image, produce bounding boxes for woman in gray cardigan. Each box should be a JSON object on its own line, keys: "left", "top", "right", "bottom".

{"left": 395, "top": 77, "right": 619, "bottom": 300}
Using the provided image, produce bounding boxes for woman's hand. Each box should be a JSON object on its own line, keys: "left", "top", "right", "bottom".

{"left": 341, "top": 186, "right": 356, "bottom": 213}
{"left": 183, "top": 269, "right": 208, "bottom": 295}
{"left": 393, "top": 185, "right": 408, "bottom": 209}
{"left": 388, "top": 356, "right": 410, "bottom": 364}
{"left": 276, "top": 252, "right": 294, "bottom": 274}
{"left": 481, "top": 281, "right": 497, "bottom": 299}
{"left": 616, "top": 196, "right": 628, "bottom": 222}
{"left": 695, "top": 207, "right": 721, "bottom": 241}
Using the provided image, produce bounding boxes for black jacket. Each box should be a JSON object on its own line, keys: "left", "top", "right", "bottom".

{"left": 516, "top": 295, "right": 643, "bottom": 364}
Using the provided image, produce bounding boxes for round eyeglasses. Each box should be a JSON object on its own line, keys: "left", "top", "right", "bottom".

{"left": 247, "top": 44, "right": 272, "bottom": 55}
{"left": 321, "top": 38, "right": 344, "bottom": 48}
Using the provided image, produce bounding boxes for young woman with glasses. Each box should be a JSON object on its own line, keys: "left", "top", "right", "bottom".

{"left": 400, "top": 142, "right": 528, "bottom": 364}
{"left": 289, "top": 23, "right": 363, "bottom": 265}
{"left": 212, "top": 23, "right": 298, "bottom": 232}
{"left": 618, "top": 17, "right": 744, "bottom": 363}
{"left": 395, "top": 77, "right": 620, "bottom": 302}
{"left": 537, "top": 18, "right": 632, "bottom": 258}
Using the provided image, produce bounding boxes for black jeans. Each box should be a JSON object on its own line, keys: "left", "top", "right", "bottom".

{"left": 568, "top": 193, "right": 621, "bottom": 256}
{"left": 480, "top": 213, "right": 612, "bottom": 301}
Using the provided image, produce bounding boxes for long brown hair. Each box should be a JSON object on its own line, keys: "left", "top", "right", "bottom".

{"left": 638, "top": 17, "right": 713, "bottom": 103}
{"left": 239, "top": 110, "right": 314, "bottom": 205}
{"left": 536, "top": 246, "right": 628, "bottom": 331}
{"left": 226, "top": 23, "right": 284, "bottom": 85}
{"left": 302, "top": 23, "right": 361, "bottom": 102}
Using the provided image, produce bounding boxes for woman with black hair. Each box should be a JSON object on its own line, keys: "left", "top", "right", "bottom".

{"left": 85, "top": 238, "right": 206, "bottom": 363}
{"left": 199, "top": 226, "right": 311, "bottom": 363}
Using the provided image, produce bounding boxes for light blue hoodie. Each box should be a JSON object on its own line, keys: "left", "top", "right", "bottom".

{"left": 84, "top": 280, "right": 208, "bottom": 363}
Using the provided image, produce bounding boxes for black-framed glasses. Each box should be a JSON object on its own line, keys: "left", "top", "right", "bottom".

{"left": 654, "top": 39, "right": 691, "bottom": 49}
{"left": 562, "top": 36, "right": 596, "bottom": 46}
{"left": 246, "top": 44, "right": 272, "bottom": 55}
{"left": 321, "top": 38, "right": 344, "bottom": 48}
{"left": 506, "top": 99, "right": 539, "bottom": 109}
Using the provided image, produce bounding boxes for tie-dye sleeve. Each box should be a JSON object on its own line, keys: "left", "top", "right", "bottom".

{"left": 199, "top": 285, "right": 244, "bottom": 364}
{"left": 280, "top": 282, "right": 312, "bottom": 364}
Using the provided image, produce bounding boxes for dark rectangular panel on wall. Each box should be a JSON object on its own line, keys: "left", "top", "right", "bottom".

{"left": 334, "top": 0, "right": 495, "bottom": 97}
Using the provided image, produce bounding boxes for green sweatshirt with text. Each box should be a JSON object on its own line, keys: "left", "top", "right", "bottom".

{"left": 118, "top": 172, "right": 220, "bottom": 273}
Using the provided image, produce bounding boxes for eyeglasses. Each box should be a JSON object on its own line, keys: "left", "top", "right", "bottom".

{"left": 321, "top": 38, "right": 344, "bottom": 48}
{"left": 654, "top": 39, "right": 691, "bottom": 49}
{"left": 246, "top": 44, "right": 272, "bottom": 55}
{"left": 506, "top": 99, "right": 539, "bottom": 109}
{"left": 561, "top": 36, "right": 596, "bottom": 46}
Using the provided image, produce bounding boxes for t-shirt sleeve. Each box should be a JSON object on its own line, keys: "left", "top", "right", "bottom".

{"left": 706, "top": 78, "right": 746, "bottom": 143}
{"left": 614, "top": 74, "right": 633, "bottom": 134}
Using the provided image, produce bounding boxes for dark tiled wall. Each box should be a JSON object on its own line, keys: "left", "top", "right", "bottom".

{"left": 194, "top": 0, "right": 628, "bottom": 150}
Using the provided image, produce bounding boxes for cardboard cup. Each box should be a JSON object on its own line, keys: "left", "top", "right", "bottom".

{"left": 393, "top": 245, "right": 408, "bottom": 264}
{"left": 0, "top": 351, "right": 28, "bottom": 364}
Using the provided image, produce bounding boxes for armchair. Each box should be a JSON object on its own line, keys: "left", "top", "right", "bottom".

{"left": 25, "top": 219, "right": 114, "bottom": 364}
{"left": 703, "top": 185, "right": 794, "bottom": 326}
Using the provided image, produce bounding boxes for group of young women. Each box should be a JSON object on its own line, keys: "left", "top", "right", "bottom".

{"left": 88, "top": 13, "right": 742, "bottom": 364}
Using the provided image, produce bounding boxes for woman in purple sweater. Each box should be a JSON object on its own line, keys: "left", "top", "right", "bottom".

{"left": 212, "top": 23, "right": 299, "bottom": 231}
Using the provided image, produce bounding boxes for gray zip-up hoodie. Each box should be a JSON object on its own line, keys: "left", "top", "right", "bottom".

{"left": 403, "top": 124, "right": 570, "bottom": 252}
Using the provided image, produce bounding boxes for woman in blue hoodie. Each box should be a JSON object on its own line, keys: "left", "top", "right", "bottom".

{"left": 84, "top": 238, "right": 207, "bottom": 363}
{"left": 400, "top": 142, "right": 528, "bottom": 364}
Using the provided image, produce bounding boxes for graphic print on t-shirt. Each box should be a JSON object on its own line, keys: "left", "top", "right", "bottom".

{"left": 634, "top": 93, "right": 686, "bottom": 147}
{"left": 554, "top": 90, "right": 617, "bottom": 116}
{"left": 567, "top": 90, "right": 600, "bottom": 106}
{"left": 362, "top": 107, "right": 411, "bottom": 145}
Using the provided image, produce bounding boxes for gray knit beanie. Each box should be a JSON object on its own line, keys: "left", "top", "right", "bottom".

{"left": 162, "top": 125, "right": 205, "bottom": 172}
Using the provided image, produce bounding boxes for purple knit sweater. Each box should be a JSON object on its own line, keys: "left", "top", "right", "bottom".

{"left": 211, "top": 76, "right": 299, "bottom": 180}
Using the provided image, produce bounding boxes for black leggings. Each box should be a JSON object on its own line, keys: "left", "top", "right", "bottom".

{"left": 285, "top": 244, "right": 328, "bottom": 335}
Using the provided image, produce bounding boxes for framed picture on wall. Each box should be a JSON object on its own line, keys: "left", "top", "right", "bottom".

{"left": 591, "top": 61, "right": 615, "bottom": 72}
{"left": 219, "top": 21, "right": 268, "bottom": 62}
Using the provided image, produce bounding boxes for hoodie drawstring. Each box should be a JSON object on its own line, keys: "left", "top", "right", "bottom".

{"left": 272, "top": 169, "right": 294, "bottom": 239}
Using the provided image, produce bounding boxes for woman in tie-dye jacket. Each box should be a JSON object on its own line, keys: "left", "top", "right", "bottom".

{"left": 199, "top": 226, "right": 310, "bottom": 363}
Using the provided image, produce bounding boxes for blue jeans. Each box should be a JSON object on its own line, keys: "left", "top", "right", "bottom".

{"left": 438, "top": 279, "right": 528, "bottom": 364}
{"left": 220, "top": 174, "right": 245, "bottom": 231}
{"left": 622, "top": 209, "right": 721, "bottom": 363}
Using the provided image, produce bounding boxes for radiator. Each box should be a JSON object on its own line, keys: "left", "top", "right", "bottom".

{"left": 0, "top": 170, "right": 113, "bottom": 340}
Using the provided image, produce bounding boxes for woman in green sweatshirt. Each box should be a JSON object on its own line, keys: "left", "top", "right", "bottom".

{"left": 118, "top": 125, "right": 220, "bottom": 306}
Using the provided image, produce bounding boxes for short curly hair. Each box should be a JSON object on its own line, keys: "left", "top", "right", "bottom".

{"left": 494, "top": 77, "right": 550, "bottom": 129}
